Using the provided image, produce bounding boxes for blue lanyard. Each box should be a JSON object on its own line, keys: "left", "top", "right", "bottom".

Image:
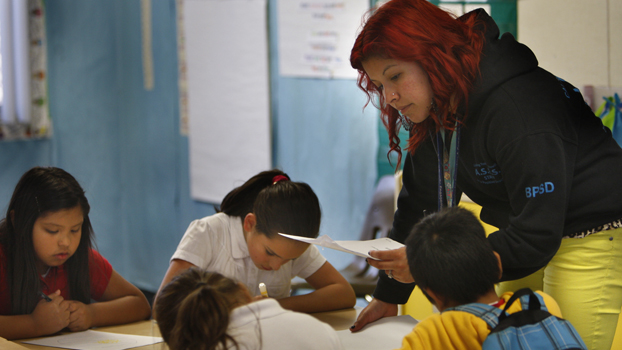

{"left": 436, "top": 122, "right": 461, "bottom": 210}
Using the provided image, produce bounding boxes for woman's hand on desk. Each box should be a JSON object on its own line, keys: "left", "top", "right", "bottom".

{"left": 367, "top": 247, "right": 414, "bottom": 283}
{"left": 350, "top": 298, "right": 398, "bottom": 332}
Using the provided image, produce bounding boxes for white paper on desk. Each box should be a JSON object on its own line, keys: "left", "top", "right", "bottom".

{"left": 21, "top": 330, "right": 163, "bottom": 350}
{"left": 278, "top": 233, "right": 404, "bottom": 260}
{"left": 337, "top": 315, "right": 418, "bottom": 350}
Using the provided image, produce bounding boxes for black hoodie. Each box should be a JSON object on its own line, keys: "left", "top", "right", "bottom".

{"left": 374, "top": 9, "right": 622, "bottom": 304}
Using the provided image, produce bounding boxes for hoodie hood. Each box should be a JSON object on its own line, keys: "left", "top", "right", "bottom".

{"left": 465, "top": 9, "right": 539, "bottom": 115}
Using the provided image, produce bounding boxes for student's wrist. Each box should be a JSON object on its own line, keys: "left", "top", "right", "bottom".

{"left": 86, "top": 303, "right": 96, "bottom": 328}
{"left": 28, "top": 313, "right": 48, "bottom": 337}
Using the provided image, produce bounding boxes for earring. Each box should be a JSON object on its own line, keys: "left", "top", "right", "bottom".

{"left": 399, "top": 111, "right": 414, "bottom": 132}
{"left": 430, "top": 99, "right": 438, "bottom": 113}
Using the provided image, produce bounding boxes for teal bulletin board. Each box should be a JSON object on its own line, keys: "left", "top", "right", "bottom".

{"left": 376, "top": 0, "right": 517, "bottom": 179}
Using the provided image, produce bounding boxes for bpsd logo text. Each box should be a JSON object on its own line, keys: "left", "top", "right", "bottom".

{"left": 525, "top": 182, "right": 554, "bottom": 198}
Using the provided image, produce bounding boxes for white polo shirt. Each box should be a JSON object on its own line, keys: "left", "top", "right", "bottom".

{"left": 171, "top": 213, "right": 326, "bottom": 298}
{"left": 228, "top": 298, "right": 344, "bottom": 350}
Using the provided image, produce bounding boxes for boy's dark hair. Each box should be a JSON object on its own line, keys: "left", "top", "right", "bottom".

{"left": 405, "top": 207, "right": 499, "bottom": 305}
{"left": 217, "top": 169, "right": 321, "bottom": 239}
{"left": 0, "top": 167, "right": 95, "bottom": 315}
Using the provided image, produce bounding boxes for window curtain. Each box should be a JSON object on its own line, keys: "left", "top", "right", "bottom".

{"left": 0, "top": 0, "right": 51, "bottom": 140}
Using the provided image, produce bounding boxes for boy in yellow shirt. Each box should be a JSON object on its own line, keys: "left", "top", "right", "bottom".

{"left": 396, "top": 207, "right": 563, "bottom": 350}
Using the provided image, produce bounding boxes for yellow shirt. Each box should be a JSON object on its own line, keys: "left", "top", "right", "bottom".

{"left": 395, "top": 291, "right": 562, "bottom": 350}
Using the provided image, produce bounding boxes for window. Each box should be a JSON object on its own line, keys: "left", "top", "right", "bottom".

{"left": 431, "top": 0, "right": 516, "bottom": 37}
{"left": 0, "top": 0, "right": 51, "bottom": 140}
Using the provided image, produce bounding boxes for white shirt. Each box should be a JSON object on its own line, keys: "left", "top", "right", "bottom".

{"left": 171, "top": 213, "right": 326, "bottom": 298}
{"left": 227, "top": 298, "right": 344, "bottom": 350}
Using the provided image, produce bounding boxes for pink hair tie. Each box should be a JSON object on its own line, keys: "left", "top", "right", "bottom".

{"left": 272, "top": 175, "right": 289, "bottom": 185}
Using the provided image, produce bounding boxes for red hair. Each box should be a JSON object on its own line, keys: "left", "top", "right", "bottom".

{"left": 350, "top": 0, "right": 485, "bottom": 168}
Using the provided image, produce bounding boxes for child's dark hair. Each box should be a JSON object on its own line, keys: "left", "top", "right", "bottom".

{"left": 0, "top": 167, "right": 95, "bottom": 315}
{"left": 154, "top": 268, "right": 250, "bottom": 350}
{"left": 217, "top": 169, "right": 322, "bottom": 238}
{"left": 405, "top": 207, "right": 499, "bottom": 305}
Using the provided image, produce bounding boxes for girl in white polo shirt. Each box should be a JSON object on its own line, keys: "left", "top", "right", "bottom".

{"left": 155, "top": 267, "right": 344, "bottom": 350}
{"left": 155, "top": 169, "right": 356, "bottom": 313}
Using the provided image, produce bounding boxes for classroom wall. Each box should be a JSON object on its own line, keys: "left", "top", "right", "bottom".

{"left": 3, "top": 0, "right": 614, "bottom": 294}
{"left": 0, "top": 0, "right": 377, "bottom": 292}
{"left": 517, "top": 0, "right": 621, "bottom": 89}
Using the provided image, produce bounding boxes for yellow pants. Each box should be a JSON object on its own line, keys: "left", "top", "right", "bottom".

{"left": 497, "top": 227, "right": 622, "bottom": 350}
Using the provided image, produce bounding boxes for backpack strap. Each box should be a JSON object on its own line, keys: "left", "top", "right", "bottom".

{"left": 450, "top": 303, "right": 505, "bottom": 329}
{"left": 499, "top": 288, "right": 549, "bottom": 322}
{"left": 502, "top": 288, "right": 538, "bottom": 311}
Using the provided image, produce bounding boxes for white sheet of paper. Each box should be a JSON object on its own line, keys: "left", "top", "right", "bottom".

{"left": 21, "top": 330, "right": 163, "bottom": 350}
{"left": 278, "top": 233, "right": 404, "bottom": 260}
{"left": 337, "top": 315, "right": 418, "bottom": 350}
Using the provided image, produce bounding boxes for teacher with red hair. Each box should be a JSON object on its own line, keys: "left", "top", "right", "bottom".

{"left": 348, "top": 1, "right": 622, "bottom": 349}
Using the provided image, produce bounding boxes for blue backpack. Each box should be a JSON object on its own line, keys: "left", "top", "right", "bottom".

{"left": 452, "top": 288, "right": 587, "bottom": 350}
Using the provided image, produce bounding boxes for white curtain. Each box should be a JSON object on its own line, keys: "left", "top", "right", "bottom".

{"left": 0, "top": 0, "right": 50, "bottom": 139}
{"left": 0, "top": 0, "right": 29, "bottom": 124}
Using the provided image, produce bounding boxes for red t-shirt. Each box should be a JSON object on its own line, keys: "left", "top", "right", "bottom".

{"left": 0, "top": 244, "right": 113, "bottom": 315}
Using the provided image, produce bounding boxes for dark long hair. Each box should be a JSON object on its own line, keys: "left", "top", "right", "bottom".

{"left": 350, "top": 0, "right": 485, "bottom": 167}
{"left": 217, "top": 169, "right": 322, "bottom": 239}
{"left": 0, "top": 167, "right": 95, "bottom": 315}
{"left": 406, "top": 207, "right": 499, "bottom": 304}
{"left": 154, "top": 268, "right": 248, "bottom": 350}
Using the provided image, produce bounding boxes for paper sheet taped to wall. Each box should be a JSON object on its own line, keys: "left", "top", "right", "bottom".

{"left": 183, "top": 0, "right": 271, "bottom": 203}
{"left": 277, "top": 0, "right": 369, "bottom": 79}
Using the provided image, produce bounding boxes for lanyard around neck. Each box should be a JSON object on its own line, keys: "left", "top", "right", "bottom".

{"left": 436, "top": 122, "right": 461, "bottom": 210}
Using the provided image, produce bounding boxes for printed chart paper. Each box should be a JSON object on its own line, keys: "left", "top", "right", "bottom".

{"left": 278, "top": 233, "right": 404, "bottom": 260}
{"left": 278, "top": 0, "right": 369, "bottom": 79}
{"left": 21, "top": 330, "right": 163, "bottom": 350}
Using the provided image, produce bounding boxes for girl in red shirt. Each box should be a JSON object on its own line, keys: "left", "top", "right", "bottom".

{"left": 0, "top": 167, "right": 151, "bottom": 340}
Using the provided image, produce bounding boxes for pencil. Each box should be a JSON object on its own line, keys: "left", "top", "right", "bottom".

{"left": 259, "top": 283, "right": 269, "bottom": 297}
{"left": 39, "top": 291, "right": 52, "bottom": 302}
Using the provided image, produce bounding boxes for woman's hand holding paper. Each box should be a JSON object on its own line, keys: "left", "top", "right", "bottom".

{"left": 367, "top": 247, "right": 414, "bottom": 283}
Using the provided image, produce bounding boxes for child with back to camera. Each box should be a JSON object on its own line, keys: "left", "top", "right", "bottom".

{"left": 0, "top": 167, "right": 151, "bottom": 340}
{"left": 155, "top": 169, "right": 356, "bottom": 314}
{"left": 396, "top": 207, "right": 570, "bottom": 349}
{"left": 155, "top": 267, "right": 344, "bottom": 350}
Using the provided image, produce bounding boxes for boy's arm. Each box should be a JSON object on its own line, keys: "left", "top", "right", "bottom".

{"left": 278, "top": 261, "right": 356, "bottom": 313}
